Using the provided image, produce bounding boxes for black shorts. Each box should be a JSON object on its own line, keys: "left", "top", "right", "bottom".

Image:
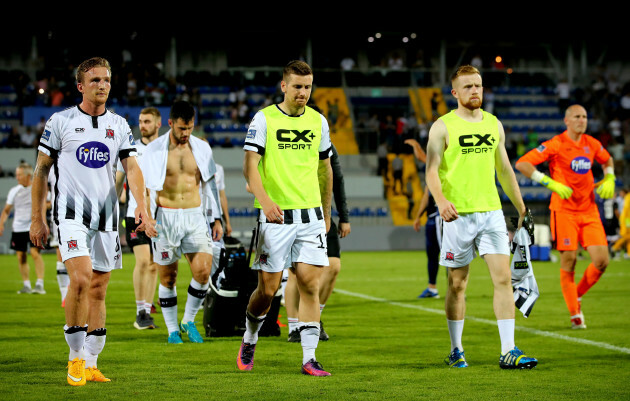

{"left": 327, "top": 221, "right": 341, "bottom": 258}
{"left": 125, "top": 217, "right": 152, "bottom": 249}
{"left": 10, "top": 231, "right": 36, "bottom": 252}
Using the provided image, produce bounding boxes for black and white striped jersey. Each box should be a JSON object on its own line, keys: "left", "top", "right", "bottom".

{"left": 38, "top": 105, "right": 137, "bottom": 231}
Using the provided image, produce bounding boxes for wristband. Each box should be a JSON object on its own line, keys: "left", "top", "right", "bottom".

{"left": 530, "top": 170, "right": 544, "bottom": 184}
{"left": 604, "top": 166, "right": 615, "bottom": 176}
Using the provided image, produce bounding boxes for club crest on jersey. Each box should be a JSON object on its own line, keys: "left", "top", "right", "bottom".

{"left": 67, "top": 240, "right": 78, "bottom": 251}
{"left": 570, "top": 156, "right": 591, "bottom": 174}
{"left": 105, "top": 129, "right": 114, "bottom": 139}
{"left": 76, "top": 141, "right": 110, "bottom": 168}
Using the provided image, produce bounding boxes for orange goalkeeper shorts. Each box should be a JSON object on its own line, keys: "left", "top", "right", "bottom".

{"left": 550, "top": 209, "right": 607, "bottom": 251}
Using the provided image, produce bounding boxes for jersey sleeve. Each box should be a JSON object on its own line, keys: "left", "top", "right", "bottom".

{"left": 6, "top": 186, "right": 18, "bottom": 205}
{"left": 517, "top": 140, "right": 555, "bottom": 166}
{"left": 118, "top": 121, "right": 138, "bottom": 160}
{"left": 215, "top": 164, "right": 225, "bottom": 191}
{"left": 38, "top": 114, "right": 61, "bottom": 158}
{"left": 319, "top": 114, "right": 332, "bottom": 160}
{"left": 243, "top": 111, "right": 267, "bottom": 155}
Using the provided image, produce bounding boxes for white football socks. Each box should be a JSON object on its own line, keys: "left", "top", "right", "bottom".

{"left": 447, "top": 319, "right": 464, "bottom": 352}
{"left": 158, "top": 285, "right": 179, "bottom": 333}
{"left": 300, "top": 322, "right": 320, "bottom": 364}
{"left": 243, "top": 311, "right": 265, "bottom": 345}
{"left": 182, "top": 279, "right": 209, "bottom": 323}
{"left": 64, "top": 324, "right": 87, "bottom": 361}
{"left": 497, "top": 319, "right": 515, "bottom": 354}
{"left": 56, "top": 261, "right": 69, "bottom": 301}
{"left": 84, "top": 328, "right": 106, "bottom": 368}
{"left": 136, "top": 300, "right": 145, "bottom": 314}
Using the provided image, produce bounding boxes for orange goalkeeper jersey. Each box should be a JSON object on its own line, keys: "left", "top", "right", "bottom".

{"left": 517, "top": 131, "right": 610, "bottom": 213}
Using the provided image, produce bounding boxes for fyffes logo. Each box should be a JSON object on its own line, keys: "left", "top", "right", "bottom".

{"left": 76, "top": 141, "right": 110, "bottom": 168}
{"left": 570, "top": 156, "right": 591, "bottom": 174}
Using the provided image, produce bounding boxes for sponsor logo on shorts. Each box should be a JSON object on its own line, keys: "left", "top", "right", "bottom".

{"left": 445, "top": 251, "right": 454, "bottom": 261}
{"left": 570, "top": 156, "right": 591, "bottom": 174}
{"left": 67, "top": 240, "right": 78, "bottom": 251}
{"left": 76, "top": 141, "right": 110, "bottom": 168}
{"left": 75, "top": 128, "right": 85, "bottom": 133}
{"left": 161, "top": 251, "right": 169, "bottom": 260}
{"left": 105, "top": 129, "right": 115, "bottom": 139}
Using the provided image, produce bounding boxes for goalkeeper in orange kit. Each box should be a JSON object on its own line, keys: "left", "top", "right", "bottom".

{"left": 516, "top": 104, "right": 616, "bottom": 330}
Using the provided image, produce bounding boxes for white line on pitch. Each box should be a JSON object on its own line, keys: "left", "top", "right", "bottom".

{"left": 334, "top": 288, "right": 630, "bottom": 355}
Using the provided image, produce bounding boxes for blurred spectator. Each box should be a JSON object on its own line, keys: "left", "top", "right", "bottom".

{"left": 5, "top": 128, "right": 22, "bottom": 148}
{"left": 405, "top": 112, "right": 419, "bottom": 140}
{"left": 483, "top": 87, "right": 495, "bottom": 114}
{"left": 412, "top": 50, "right": 427, "bottom": 86}
{"left": 237, "top": 101, "right": 250, "bottom": 124}
{"left": 391, "top": 154, "right": 403, "bottom": 194}
{"left": 340, "top": 56, "right": 355, "bottom": 71}
{"left": 608, "top": 115, "right": 623, "bottom": 143}
{"left": 431, "top": 91, "right": 441, "bottom": 121}
{"left": 387, "top": 52, "right": 404, "bottom": 70}
{"left": 608, "top": 136, "right": 625, "bottom": 176}
{"left": 619, "top": 87, "right": 630, "bottom": 121}
{"left": 380, "top": 114, "right": 396, "bottom": 147}
{"left": 376, "top": 141, "right": 388, "bottom": 177}
{"left": 20, "top": 126, "right": 37, "bottom": 148}
{"left": 556, "top": 78, "right": 571, "bottom": 113}
{"left": 50, "top": 84, "right": 64, "bottom": 106}
{"left": 526, "top": 129, "right": 538, "bottom": 151}
{"left": 418, "top": 121, "right": 429, "bottom": 149}
{"left": 36, "top": 117, "right": 46, "bottom": 135}
{"left": 471, "top": 54, "right": 483, "bottom": 70}
{"left": 327, "top": 99, "right": 339, "bottom": 130}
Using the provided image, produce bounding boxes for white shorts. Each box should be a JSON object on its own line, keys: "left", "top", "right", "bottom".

{"left": 152, "top": 206, "right": 215, "bottom": 265}
{"left": 252, "top": 219, "right": 329, "bottom": 273}
{"left": 50, "top": 219, "right": 59, "bottom": 247}
{"left": 57, "top": 220, "right": 122, "bottom": 272}
{"left": 440, "top": 209, "right": 510, "bottom": 268}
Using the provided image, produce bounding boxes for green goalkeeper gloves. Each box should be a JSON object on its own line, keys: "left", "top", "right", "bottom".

{"left": 539, "top": 174, "right": 573, "bottom": 199}
{"left": 595, "top": 173, "right": 616, "bottom": 199}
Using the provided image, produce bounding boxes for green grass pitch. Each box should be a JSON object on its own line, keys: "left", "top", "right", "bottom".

{"left": 0, "top": 250, "right": 628, "bottom": 400}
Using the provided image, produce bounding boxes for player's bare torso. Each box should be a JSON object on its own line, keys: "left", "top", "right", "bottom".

{"left": 157, "top": 143, "right": 202, "bottom": 209}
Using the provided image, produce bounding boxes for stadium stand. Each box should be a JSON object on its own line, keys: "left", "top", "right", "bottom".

{"left": 1, "top": 34, "right": 629, "bottom": 251}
